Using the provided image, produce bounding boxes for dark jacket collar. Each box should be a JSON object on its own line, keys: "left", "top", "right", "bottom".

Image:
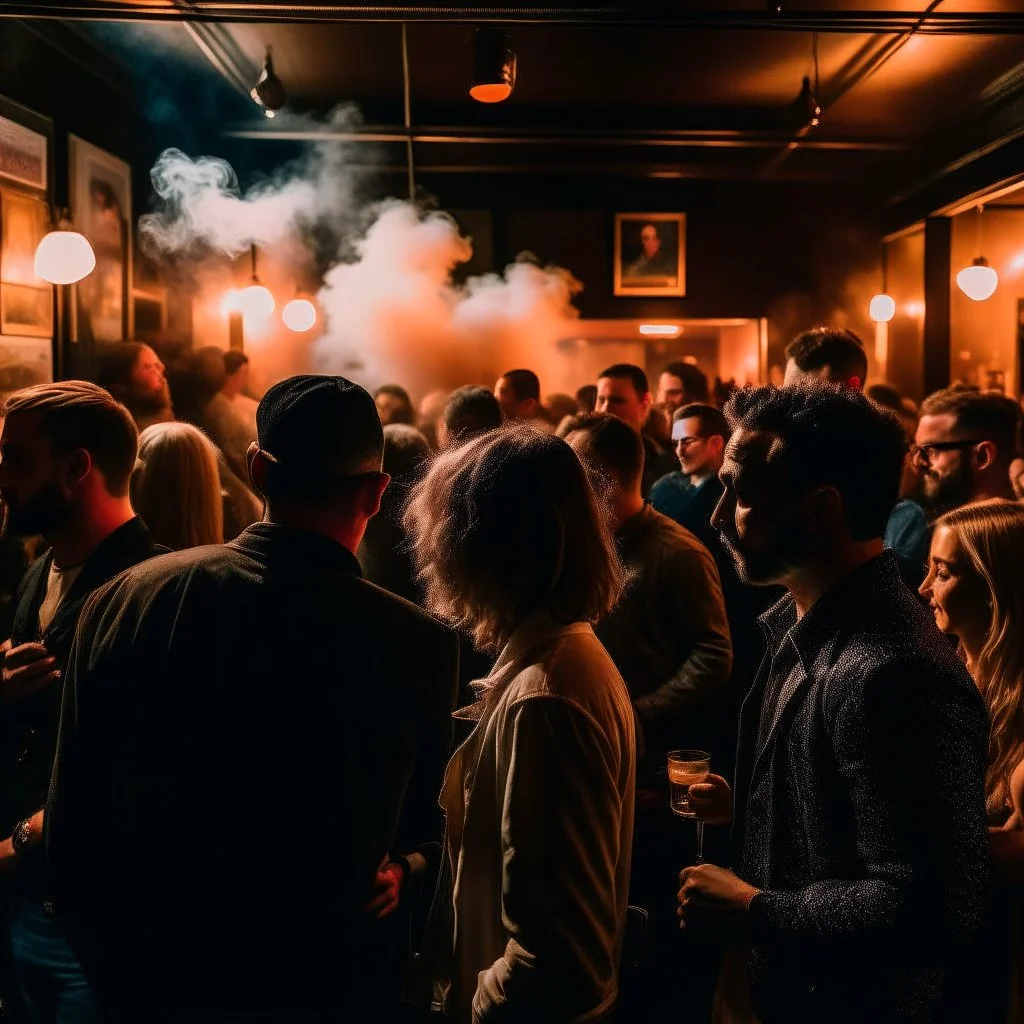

{"left": 58, "top": 516, "right": 160, "bottom": 606}
{"left": 229, "top": 522, "right": 363, "bottom": 577}
{"left": 758, "top": 551, "right": 901, "bottom": 672}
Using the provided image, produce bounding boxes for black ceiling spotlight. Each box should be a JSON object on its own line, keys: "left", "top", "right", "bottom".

{"left": 251, "top": 47, "right": 287, "bottom": 118}
{"left": 469, "top": 28, "right": 517, "bottom": 104}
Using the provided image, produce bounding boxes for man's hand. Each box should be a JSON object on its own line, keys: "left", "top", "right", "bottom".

{"left": 677, "top": 864, "right": 759, "bottom": 931}
{"left": 365, "top": 861, "right": 404, "bottom": 919}
{"left": 688, "top": 773, "right": 734, "bottom": 825}
{"left": 0, "top": 641, "right": 60, "bottom": 702}
{"left": 0, "top": 810, "right": 44, "bottom": 875}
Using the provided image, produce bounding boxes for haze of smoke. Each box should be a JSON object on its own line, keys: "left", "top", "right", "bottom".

{"left": 312, "top": 201, "right": 582, "bottom": 400}
{"left": 139, "top": 105, "right": 367, "bottom": 260}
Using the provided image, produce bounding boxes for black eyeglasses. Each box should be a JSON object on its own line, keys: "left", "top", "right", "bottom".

{"left": 910, "top": 439, "right": 984, "bottom": 463}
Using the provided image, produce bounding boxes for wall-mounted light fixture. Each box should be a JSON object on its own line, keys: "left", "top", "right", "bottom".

{"left": 34, "top": 210, "right": 95, "bottom": 285}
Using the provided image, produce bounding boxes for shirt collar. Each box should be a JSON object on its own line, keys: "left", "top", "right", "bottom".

{"left": 456, "top": 609, "right": 593, "bottom": 720}
{"left": 758, "top": 551, "right": 900, "bottom": 668}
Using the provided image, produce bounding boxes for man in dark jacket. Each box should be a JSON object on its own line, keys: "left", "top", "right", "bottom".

{"left": 46, "top": 375, "right": 460, "bottom": 1022}
{"left": 679, "top": 383, "right": 990, "bottom": 1024}
{"left": 0, "top": 380, "right": 162, "bottom": 1022}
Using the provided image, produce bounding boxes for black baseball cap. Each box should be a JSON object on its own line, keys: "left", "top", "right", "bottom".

{"left": 256, "top": 375, "right": 384, "bottom": 483}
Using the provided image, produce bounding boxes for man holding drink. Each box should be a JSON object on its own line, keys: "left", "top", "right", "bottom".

{"left": 677, "top": 384, "right": 990, "bottom": 1023}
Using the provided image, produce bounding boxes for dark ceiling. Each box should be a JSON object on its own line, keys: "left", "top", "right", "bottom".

{"left": 9, "top": 3, "right": 1024, "bottom": 222}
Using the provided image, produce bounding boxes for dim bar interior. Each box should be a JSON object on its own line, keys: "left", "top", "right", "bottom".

{"left": 0, "top": 4, "right": 1022, "bottom": 403}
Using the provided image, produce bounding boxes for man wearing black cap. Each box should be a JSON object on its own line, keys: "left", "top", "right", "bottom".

{"left": 45, "top": 376, "right": 460, "bottom": 1021}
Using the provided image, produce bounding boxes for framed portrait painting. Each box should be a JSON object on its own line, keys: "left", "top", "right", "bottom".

{"left": 614, "top": 213, "right": 686, "bottom": 297}
{"left": 69, "top": 135, "right": 132, "bottom": 344}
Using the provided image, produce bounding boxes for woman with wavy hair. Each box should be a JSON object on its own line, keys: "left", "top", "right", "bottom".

{"left": 404, "top": 425, "right": 636, "bottom": 1023}
{"left": 921, "top": 498, "right": 1024, "bottom": 1021}
{"left": 130, "top": 421, "right": 224, "bottom": 550}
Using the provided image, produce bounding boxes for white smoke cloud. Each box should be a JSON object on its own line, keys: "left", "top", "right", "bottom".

{"left": 312, "top": 201, "right": 582, "bottom": 399}
{"left": 142, "top": 109, "right": 583, "bottom": 402}
{"left": 140, "top": 105, "right": 366, "bottom": 260}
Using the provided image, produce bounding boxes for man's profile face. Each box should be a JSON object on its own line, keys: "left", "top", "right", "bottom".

{"left": 596, "top": 376, "right": 649, "bottom": 431}
{"left": 640, "top": 225, "right": 660, "bottom": 258}
{"left": 914, "top": 412, "right": 976, "bottom": 516}
{"left": 0, "top": 412, "right": 72, "bottom": 538}
{"left": 711, "top": 427, "right": 810, "bottom": 586}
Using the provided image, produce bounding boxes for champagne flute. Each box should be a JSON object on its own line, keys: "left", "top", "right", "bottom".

{"left": 667, "top": 749, "right": 711, "bottom": 864}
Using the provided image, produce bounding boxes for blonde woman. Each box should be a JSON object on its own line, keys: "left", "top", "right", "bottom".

{"left": 130, "top": 422, "right": 224, "bottom": 550}
{"left": 920, "top": 498, "right": 1024, "bottom": 1021}
{"left": 404, "top": 426, "right": 635, "bottom": 1023}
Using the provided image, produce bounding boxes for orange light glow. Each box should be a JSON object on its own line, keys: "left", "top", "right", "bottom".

{"left": 469, "top": 82, "right": 512, "bottom": 103}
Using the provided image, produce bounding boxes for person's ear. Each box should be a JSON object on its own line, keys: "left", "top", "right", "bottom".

{"left": 808, "top": 485, "right": 843, "bottom": 532}
{"left": 974, "top": 440, "right": 997, "bottom": 473}
{"left": 359, "top": 472, "right": 391, "bottom": 519}
{"left": 846, "top": 375, "right": 863, "bottom": 391}
{"left": 708, "top": 435, "right": 725, "bottom": 459}
{"left": 247, "top": 443, "right": 267, "bottom": 494}
{"left": 64, "top": 448, "right": 92, "bottom": 489}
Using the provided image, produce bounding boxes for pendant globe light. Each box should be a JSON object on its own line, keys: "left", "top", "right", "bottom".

{"left": 957, "top": 206, "right": 999, "bottom": 302}
{"left": 282, "top": 296, "right": 317, "bottom": 333}
{"left": 34, "top": 210, "right": 96, "bottom": 285}
{"left": 238, "top": 244, "right": 275, "bottom": 321}
{"left": 869, "top": 242, "right": 896, "bottom": 323}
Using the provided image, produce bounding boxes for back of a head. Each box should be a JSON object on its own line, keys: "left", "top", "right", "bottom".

{"left": 442, "top": 386, "right": 503, "bottom": 444}
{"left": 374, "top": 384, "right": 416, "bottom": 426}
{"left": 500, "top": 369, "right": 541, "bottom": 404}
{"left": 663, "top": 361, "right": 710, "bottom": 403}
{"left": 131, "top": 422, "right": 224, "bottom": 549}
{"left": 382, "top": 423, "right": 431, "bottom": 479}
{"left": 3, "top": 380, "right": 138, "bottom": 497}
{"left": 223, "top": 351, "right": 249, "bottom": 377}
{"left": 785, "top": 327, "right": 868, "bottom": 389}
{"left": 599, "top": 363, "right": 649, "bottom": 396}
{"left": 675, "top": 402, "right": 730, "bottom": 440}
{"left": 561, "top": 412, "right": 643, "bottom": 491}
{"left": 255, "top": 375, "right": 384, "bottom": 509}
{"left": 403, "top": 425, "right": 623, "bottom": 651}
{"left": 725, "top": 382, "right": 905, "bottom": 541}
{"left": 866, "top": 383, "right": 903, "bottom": 412}
{"left": 920, "top": 387, "right": 1020, "bottom": 464}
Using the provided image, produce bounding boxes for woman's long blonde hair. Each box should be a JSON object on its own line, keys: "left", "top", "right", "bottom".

{"left": 131, "top": 421, "right": 224, "bottom": 550}
{"left": 937, "top": 498, "right": 1024, "bottom": 815}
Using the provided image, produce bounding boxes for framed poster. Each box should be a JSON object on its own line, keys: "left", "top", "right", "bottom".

{"left": 0, "top": 190, "right": 53, "bottom": 338}
{"left": 0, "top": 114, "right": 46, "bottom": 191}
{"left": 69, "top": 135, "right": 132, "bottom": 344}
{"left": 614, "top": 212, "right": 686, "bottom": 297}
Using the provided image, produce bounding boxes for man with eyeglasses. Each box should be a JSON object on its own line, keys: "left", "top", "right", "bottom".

{"left": 913, "top": 387, "right": 1018, "bottom": 519}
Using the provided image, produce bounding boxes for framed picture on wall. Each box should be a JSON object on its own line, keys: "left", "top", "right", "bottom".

{"left": 0, "top": 114, "right": 47, "bottom": 192}
{"left": 614, "top": 212, "right": 686, "bottom": 297}
{"left": 0, "top": 190, "right": 53, "bottom": 338}
{"left": 69, "top": 135, "right": 132, "bottom": 345}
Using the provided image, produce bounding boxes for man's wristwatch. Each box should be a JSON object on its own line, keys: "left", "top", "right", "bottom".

{"left": 11, "top": 818, "right": 33, "bottom": 855}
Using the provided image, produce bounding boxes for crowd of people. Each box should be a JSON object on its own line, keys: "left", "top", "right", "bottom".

{"left": 0, "top": 325, "right": 1021, "bottom": 1023}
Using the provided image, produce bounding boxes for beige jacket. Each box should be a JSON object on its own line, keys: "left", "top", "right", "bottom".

{"left": 438, "top": 612, "right": 636, "bottom": 1023}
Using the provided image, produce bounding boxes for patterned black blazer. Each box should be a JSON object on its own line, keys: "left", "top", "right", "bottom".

{"left": 732, "top": 552, "right": 991, "bottom": 1023}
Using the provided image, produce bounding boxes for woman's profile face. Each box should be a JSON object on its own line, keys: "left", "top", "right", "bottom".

{"left": 920, "top": 524, "right": 990, "bottom": 641}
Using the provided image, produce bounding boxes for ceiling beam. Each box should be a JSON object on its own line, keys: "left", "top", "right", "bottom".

{"left": 6, "top": 4, "right": 1024, "bottom": 33}
{"left": 224, "top": 125, "right": 907, "bottom": 152}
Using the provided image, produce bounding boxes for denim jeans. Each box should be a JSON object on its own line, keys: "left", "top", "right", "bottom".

{"left": 8, "top": 897, "right": 99, "bottom": 1024}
